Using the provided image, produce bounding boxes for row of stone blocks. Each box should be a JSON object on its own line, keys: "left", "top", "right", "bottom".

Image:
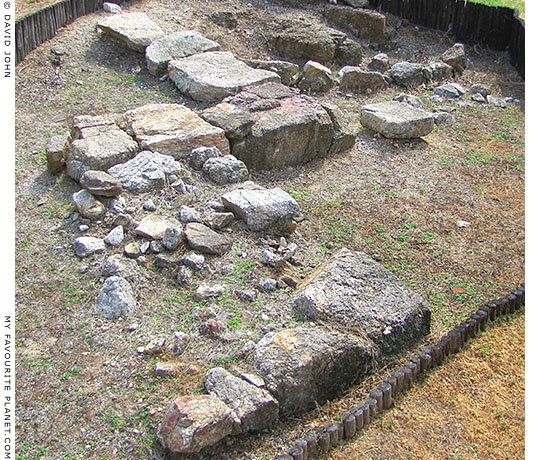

{"left": 277, "top": 284, "right": 525, "bottom": 460}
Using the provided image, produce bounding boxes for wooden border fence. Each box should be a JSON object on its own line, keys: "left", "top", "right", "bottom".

{"left": 15, "top": 0, "right": 524, "bottom": 75}
{"left": 368, "top": 0, "right": 524, "bottom": 78}
{"left": 15, "top": 0, "right": 104, "bottom": 65}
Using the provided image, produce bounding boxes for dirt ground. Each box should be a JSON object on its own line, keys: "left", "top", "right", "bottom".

{"left": 14, "top": 0, "right": 524, "bottom": 459}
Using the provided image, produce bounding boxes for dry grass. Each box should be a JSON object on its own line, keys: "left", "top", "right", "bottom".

{"left": 329, "top": 312, "right": 525, "bottom": 460}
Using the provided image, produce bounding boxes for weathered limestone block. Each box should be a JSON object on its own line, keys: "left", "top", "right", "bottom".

{"left": 205, "top": 367, "right": 279, "bottom": 433}
{"left": 296, "top": 61, "right": 334, "bottom": 93}
{"left": 319, "top": 102, "right": 357, "bottom": 156}
{"left": 360, "top": 101, "right": 434, "bottom": 138}
{"left": 93, "top": 276, "right": 136, "bottom": 320}
{"left": 223, "top": 83, "right": 334, "bottom": 170}
{"left": 221, "top": 186, "right": 300, "bottom": 232}
{"left": 107, "top": 150, "right": 183, "bottom": 193}
{"left": 80, "top": 170, "right": 123, "bottom": 197}
{"left": 338, "top": 66, "right": 388, "bottom": 92}
{"left": 146, "top": 31, "right": 220, "bottom": 76}
{"left": 168, "top": 51, "right": 280, "bottom": 103}
{"left": 440, "top": 43, "right": 466, "bottom": 71}
{"left": 243, "top": 59, "right": 300, "bottom": 86}
{"left": 66, "top": 126, "right": 138, "bottom": 181}
{"left": 71, "top": 114, "right": 120, "bottom": 140}
{"left": 157, "top": 395, "right": 234, "bottom": 453}
{"left": 271, "top": 18, "right": 362, "bottom": 66}
{"left": 324, "top": 5, "right": 386, "bottom": 41}
{"left": 201, "top": 103, "right": 255, "bottom": 140}
{"left": 253, "top": 327, "right": 374, "bottom": 415}
{"left": 97, "top": 12, "right": 164, "bottom": 52}
{"left": 183, "top": 223, "right": 233, "bottom": 255}
{"left": 135, "top": 215, "right": 183, "bottom": 241}
{"left": 119, "top": 103, "right": 229, "bottom": 159}
{"left": 72, "top": 189, "right": 106, "bottom": 220}
{"left": 389, "top": 62, "right": 425, "bottom": 88}
{"left": 46, "top": 132, "right": 71, "bottom": 174}
{"left": 292, "top": 248, "right": 431, "bottom": 361}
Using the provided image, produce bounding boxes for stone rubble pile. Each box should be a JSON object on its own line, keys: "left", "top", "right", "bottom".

{"left": 40, "top": 3, "right": 522, "bottom": 454}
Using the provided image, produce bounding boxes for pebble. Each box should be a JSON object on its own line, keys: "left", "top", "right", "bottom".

{"left": 143, "top": 199, "right": 157, "bottom": 212}
{"left": 456, "top": 220, "right": 471, "bottom": 228}
{"left": 140, "top": 241, "right": 150, "bottom": 254}
{"left": 78, "top": 224, "right": 89, "bottom": 232}
{"left": 259, "top": 278, "right": 277, "bottom": 292}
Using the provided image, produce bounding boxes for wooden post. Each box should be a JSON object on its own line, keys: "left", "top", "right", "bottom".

{"left": 325, "top": 423, "right": 340, "bottom": 448}
{"left": 289, "top": 446, "right": 304, "bottom": 460}
{"left": 393, "top": 369, "right": 405, "bottom": 395}
{"left": 512, "top": 288, "right": 523, "bottom": 309}
{"left": 476, "top": 310, "right": 488, "bottom": 331}
{"left": 343, "top": 413, "right": 356, "bottom": 439}
{"left": 305, "top": 432, "right": 319, "bottom": 458}
{"left": 463, "top": 319, "right": 476, "bottom": 340}
{"left": 486, "top": 302, "right": 497, "bottom": 321}
{"left": 438, "top": 335, "right": 450, "bottom": 357}
{"left": 419, "top": 353, "right": 432, "bottom": 373}
{"left": 352, "top": 404, "right": 365, "bottom": 431}
{"left": 495, "top": 297, "right": 508, "bottom": 317}
{"left": 366, "top": 397, "right": 378, "bottom": 419}
{"left": 431, "top": 342, "right": 443, "bottom": 366}
{"left": 362, "top": 401, "right": 371, "bottom": 426}
{"left": 295, "top": 439, "right": 307, "bottom": 460}
{"left": 479, "top": 305, "right": 491, "bottom": 325}
{"left": 406, "top": 359, "right": 419, "bottom": 381}
{"left": 318, "top": 432, "right": 331, "bottom": 454}
{"left": 369, "top": 388, "right": 383, "bottom": 411}
{"left": 456, "top": 323, "right": 467, "bottom": 345}
{"left": 384, "top": 374, "right": 397, "bottom": 395}
{"left": 507, "top": 293, "right": 518, "bottom": 313}
{"left": 378, "top": 381, "right": 392, "bottom": 409}
{"left": 402, "top": 365, "right": 413, "bottom": 390}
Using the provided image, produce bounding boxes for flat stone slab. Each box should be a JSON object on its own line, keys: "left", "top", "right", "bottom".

{"left": 97, "top": 12, "right": 164, "bottom": 52}
{"left": 158, "top": 395, "right": 234, "bottom": 453}
{"left": 217, "top": 83, "right": 335, "bottom": 170}
{"left": 253, "top": 327, "right": 374, "bottom": 415}
{"left": 107, "top": 150, "right": 183, "bottom": 193}
{"left": 201, "top": 103, "right": 255, "bottom": 140}
{"left": 71, "top": 113, "right": 120, "bottom": 140}
{"left": 168, "top": 51, "right": 280, "bottom": 102}
{"left": 360, "top": 101, "right": 434, "bottom": 138}
{"left": 339, "top": 66, "right": 388, "bottom": 92}
{"left": 221, "top": 187, "right": 300, "bottom": 232}
{"left": 73, "top": 236, "right": 106, "bottom": 258}
{"left": 146, "top": 31, "right": 220, "bottom": 76}
{"left": 135, "top": 215, "right": 183, "bottom": 240}
{"left": 292, "top": 248, "right": 431, "bottom": 362}
{"left": 183, "top": 223, "right": 233, "bottom": 255}
{"left": 243, "top": 59, "right": 300, "bottom": 86}
{"left": 324, "top": 5, "right": 386, "bottom": 41}
{"left": 204, "top": 367, "right": 279, "bottom": 433}
{"left": 389, "top": 62, "right": 425, "bottom": 88}
{"left": 270, "top": 17, "right": 363, "bottom": 66}
{"left": 80, "top": 170, "right": 123, "bottom": 197}
{"left": 119, "top": 103, "right": 229, "bottom": 159}
{"left": 66, "top": 126, "right": 139, "bottom": 181}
